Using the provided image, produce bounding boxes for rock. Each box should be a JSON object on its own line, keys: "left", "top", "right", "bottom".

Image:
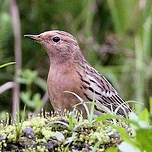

{"left": 23, "top": 127, "right": 34, "bottom": 138}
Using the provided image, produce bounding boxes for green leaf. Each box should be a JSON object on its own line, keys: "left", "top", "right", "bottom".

{"left": 32, "top": 93, "right": 42, "bottom": 108}
{"left": 0, "top": 62, "right": 15, "bottom": 68}
{"left": 139, "top": 108, "right": 149, "bottom": 123}
{"left": 68, "top": 115, "right": 74, "bottom": 131}
{"left": 89, "top": 93, "right": 95, "bottom": 123}
{"left": 20, "top": 69, "right": 38, "bottom": 85}
{"left": 17, "top": 78, "right": 29, "bottom": 84}
{"left": 34, "top": 77, "right": 47, "bottom": 91}
{"left": 114, "top": 126, "right": 137, "bottom": 146}
{"left": 136, "top": 128, "right": 152, "bottom": 152}
{"left": 150, "top": 97, "right": 152, "bottom": 113}
{"left": 106, "top": 147, "right": 118, "bottom": 152}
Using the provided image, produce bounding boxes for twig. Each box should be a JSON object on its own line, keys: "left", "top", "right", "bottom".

{"left": 0, "top": 82, "right": 15, "bottom": 94}
{"left": 10, "top": 0, "right": 22, "bottom": 121}
{"left": 36, "top": 91, "right": 49, "bottom": 113}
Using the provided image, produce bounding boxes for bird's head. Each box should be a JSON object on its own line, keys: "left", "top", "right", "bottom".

{"left": 24, "top": 30, "right": 81, "bottom": 63}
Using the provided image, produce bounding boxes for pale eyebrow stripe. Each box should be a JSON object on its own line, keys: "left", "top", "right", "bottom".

{"left": 55, "top": 31, "right": 76, "bottom": 40}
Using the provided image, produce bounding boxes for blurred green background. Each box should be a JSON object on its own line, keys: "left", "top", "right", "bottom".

{"left": 0, "top": 0, "right": 152, "bottom": 113}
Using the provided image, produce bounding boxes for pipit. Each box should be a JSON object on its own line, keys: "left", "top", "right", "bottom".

{"left": 24, "top": 30, "right": 130, "bottom": 117}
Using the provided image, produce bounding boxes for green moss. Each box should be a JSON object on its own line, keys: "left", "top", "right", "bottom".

{"left": 0, "top": 112, "right": 131, "bottom": 151}
{"left": 29, "top": 117, "right": 46, "bottom": 128}
{"left": 37, "top": 146, "right": 48, "bottom": 152}
{"left": 41, "top": 127, "right": 55, "bottom": 140}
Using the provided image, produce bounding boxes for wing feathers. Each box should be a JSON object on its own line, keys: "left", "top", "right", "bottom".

{"left": 76, "top": 63, "right": 131, "bottom": 116}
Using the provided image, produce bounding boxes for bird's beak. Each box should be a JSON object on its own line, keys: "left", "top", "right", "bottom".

{"left": 24, "top": 34, "right": 41, "bottom": 42}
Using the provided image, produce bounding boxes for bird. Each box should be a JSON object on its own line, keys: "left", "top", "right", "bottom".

{"left": 24, "top": 30, "right": 131, "bottom": 117}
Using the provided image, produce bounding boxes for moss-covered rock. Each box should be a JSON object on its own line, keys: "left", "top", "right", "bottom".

{"left": 0, "top": 112, "right": 131, "bottom": 151}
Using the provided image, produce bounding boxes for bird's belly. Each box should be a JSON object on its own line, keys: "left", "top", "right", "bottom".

{"left": 47, "top": 70, "right": 84, "bottom": 113}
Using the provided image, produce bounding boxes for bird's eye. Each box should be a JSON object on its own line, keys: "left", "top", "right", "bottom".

{"left": 52, "top": 36, "right": 60, "bottom": 42}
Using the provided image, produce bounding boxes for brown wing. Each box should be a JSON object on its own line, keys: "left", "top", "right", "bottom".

{"left": 75, "top": 62, "right": 131, "bottom": 116}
